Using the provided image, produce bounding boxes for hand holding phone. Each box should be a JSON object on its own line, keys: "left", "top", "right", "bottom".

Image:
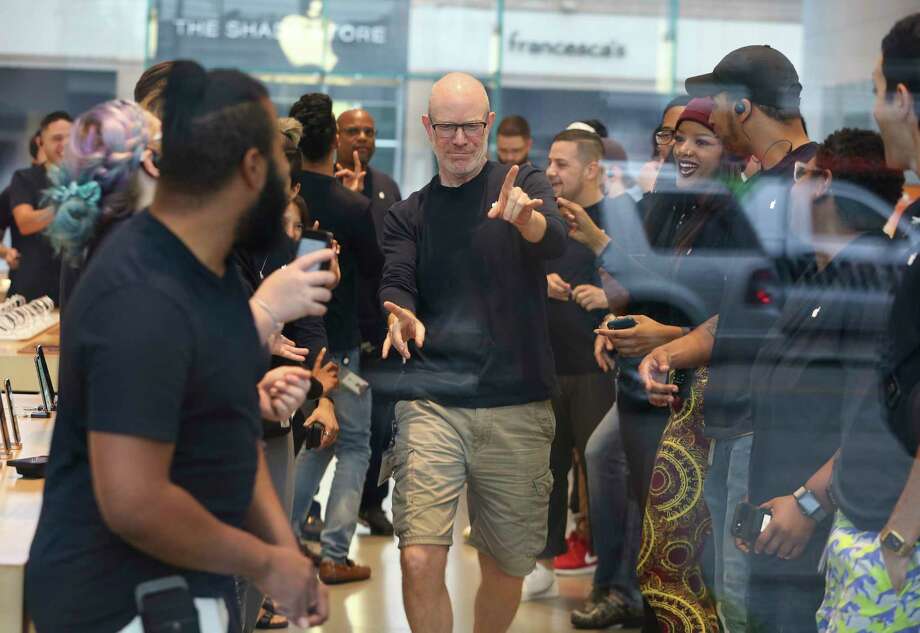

{"left": 732, "top": 501, "right": 773, "bottom": 545}
{"left": 607, "top": 317, "right": 637, "bottom": 330}
{"left": 297, "top": 230, "right": 334, "bottom": 271}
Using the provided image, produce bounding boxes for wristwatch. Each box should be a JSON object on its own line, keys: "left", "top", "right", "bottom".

{"left": 880, "top": 528, "right": 915, "bottom": 558}
{"left": 793, "top": 487, "right": 828, "bottom": 523}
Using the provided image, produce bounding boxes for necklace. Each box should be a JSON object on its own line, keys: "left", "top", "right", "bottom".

{"left": 760, "top": 139, "right": 794, "bottom": 170}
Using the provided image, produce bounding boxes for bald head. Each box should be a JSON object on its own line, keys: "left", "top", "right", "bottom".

{"left": 336, "top": 108, "right": 377, "bottom": 167}
{"left": 423, "top": 72, "right": 495, "bottom": 186}
{"left": 428, "top": 72, "right": 490, "bottom": 120}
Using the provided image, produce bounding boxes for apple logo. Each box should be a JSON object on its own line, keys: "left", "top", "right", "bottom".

{"left": 278, "top": 0, "right": 338, "bottom": 70}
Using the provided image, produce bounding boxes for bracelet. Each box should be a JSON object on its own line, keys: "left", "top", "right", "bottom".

{"left": 252, "top": 297, "right": 282, "bottom": 334}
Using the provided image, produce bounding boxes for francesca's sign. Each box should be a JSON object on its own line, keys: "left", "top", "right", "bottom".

{"left": 501, "top": 12, "right": 659, "bottom": 79}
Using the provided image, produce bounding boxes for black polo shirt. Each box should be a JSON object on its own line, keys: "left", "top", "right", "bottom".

{"left": 298, "top": 171, "right": 383, "bottom": 354}
{"left": 546, "top": 200, "right": 607, "bottom": 376}
{"left": 8, "top": 164, "right": 60, "bottom": 303}
{"left": 26, "top": 211, "right": 267, "bottom": 633}
{"left": 834, "top": 240, "right": 920, "bottom": 532}
{"left": 703, "top": 141, "right": 819, "bottom": 439}
{"left": 358, "top": 165, "right": 402, "bottom": 348}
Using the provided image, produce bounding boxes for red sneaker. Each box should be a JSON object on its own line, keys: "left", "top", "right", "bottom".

{"left": 554, "top": 532, "right": 598, "bottom": 576}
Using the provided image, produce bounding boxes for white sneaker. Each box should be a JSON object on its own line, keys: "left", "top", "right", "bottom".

{"left": 521, "top": 564, "right": 559, "bottom": 602}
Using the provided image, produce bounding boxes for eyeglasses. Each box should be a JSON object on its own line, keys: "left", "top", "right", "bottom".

{"left": 654, "top": 127, "right": 676, "bottom": 146}
{"left": 430, "top": 121, "right": 488, "bottom": 139}
{"left": 793, "top": 161, "right": 831, "bottom": 183}
{"left": 341, "top": 126, "right": 376, "bottom": 138}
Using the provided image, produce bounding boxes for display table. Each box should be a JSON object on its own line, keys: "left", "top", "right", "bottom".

{"left": 0, "top": 393, "right": 53, "bottom": 633}
{"left": 0, "top": 320, "right": 59, "bottom": 394}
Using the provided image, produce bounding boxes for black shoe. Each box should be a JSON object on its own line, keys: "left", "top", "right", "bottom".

{"left": 299, "top": 513, "right": 324, "bottom": 543}
{"left": 571, "top": 589, "right": 643, "bottom": 630}
{"left": 358, "top": 506, "right": 394, "bottom": 536}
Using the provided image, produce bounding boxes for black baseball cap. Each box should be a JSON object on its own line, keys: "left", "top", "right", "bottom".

{"left": 685, "top": 45, "right": 802, "bottom": 112}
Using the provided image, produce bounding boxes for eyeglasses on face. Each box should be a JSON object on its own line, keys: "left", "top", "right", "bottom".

{"left": 341, "top": 126, "right": 376, "bottom": 137}
{"left": 655, "top": 127, "right": 676, "bottom": 146}
{"left": 793, "top": 161, "right": 831, "bottom": 183}
{"left": 430, "top": 121, "right": 488, "bottom": 139}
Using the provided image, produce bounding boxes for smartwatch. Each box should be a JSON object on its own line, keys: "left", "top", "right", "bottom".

{"left": 793, "top": 487, "right": 828, "bottom": 523}
{"left": 880, "top": 528, "right": 914, "bottom": 558}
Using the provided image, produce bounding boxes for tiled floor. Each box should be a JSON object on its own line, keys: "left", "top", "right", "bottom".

{"left": 284, "top": 489, "right": 639, "bottom": 632}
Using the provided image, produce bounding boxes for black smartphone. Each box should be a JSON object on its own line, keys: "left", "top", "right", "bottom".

{"left": 607, "top": 317, "right": 637, "bottom": 330}
{"left": 135, "top": 576, "right": 201, "bottom": 633}
{"left": 731, "top": 501, "right": 772, "bottom": 544}
{"left": 303, "top": 422, "right": 326, "bottom": 450}
{"left": 297, "top": 230, "right": 334, "bottom": 271}
{"left": 36, "top": 344, "right": 56, "bottom": 409}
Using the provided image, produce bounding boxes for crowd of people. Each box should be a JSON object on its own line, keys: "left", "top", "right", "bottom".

{"left": 3, "top": 12, "right": 920, "bottom": 633}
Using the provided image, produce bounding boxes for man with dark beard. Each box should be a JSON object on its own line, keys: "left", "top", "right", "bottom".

{"left": 25, "top": 62, "right": 334, "bottom": 633}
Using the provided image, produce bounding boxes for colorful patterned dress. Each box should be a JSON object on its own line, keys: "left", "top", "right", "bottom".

{"left": 637, "top": 367, "right": 719, "bottom": 633}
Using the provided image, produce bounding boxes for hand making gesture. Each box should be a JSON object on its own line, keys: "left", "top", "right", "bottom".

{"left": 382, "top": 301, "right": 426, "bottom": 362}
{"left": 487, "top": 164, "right": 544, "bottom": 227}
{"left": 335, "top": 150, "right": 367, "bottom": 193}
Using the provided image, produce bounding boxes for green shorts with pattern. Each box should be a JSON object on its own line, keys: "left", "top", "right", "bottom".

{"left": 817, "top": 512, "right": 920, "bottom": 632}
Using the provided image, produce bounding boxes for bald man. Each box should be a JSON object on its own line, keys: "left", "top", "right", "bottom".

{"left": 377, "top": 72, "right": 567, "bottom": 633}
{"left": 334, "top": 109, "right": 403, "bottom": 535}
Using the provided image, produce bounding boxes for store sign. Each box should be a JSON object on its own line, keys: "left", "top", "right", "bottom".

{"left": 153, "top": 0, "right": 408, "bottom": 73}
{"left": 501, "top": 12, "right": 659, "bottom": 79}
{"left": 506, "top": 31, "right": 627, "bottom": 61}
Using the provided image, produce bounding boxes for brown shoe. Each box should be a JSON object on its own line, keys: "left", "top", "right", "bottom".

{"left": 319, "top": 558, "right": 371, "bottom": 585}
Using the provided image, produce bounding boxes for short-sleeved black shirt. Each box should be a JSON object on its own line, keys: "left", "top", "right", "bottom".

{"left": 0, "top": 185, "right": 11, "bottom": 234}
{"left": 748, "top": 231, "right": 896, "bottom": 575}
{"left": 834, "top": 245, "right": 920, "bottom": 532}
{"left": 703, "top": 142, "right": 819, "bottom": 439}
{"left": 546, "top": 200, "right": 607, "bottom": 376}
{"left": 26, "top": 211, "right": 267, "bottom": 633}
{"left": 358, "top": 166, "right": 402, "bottom": 348}
{"left": 8, "top": 164, "right": 61, "bottom": 303}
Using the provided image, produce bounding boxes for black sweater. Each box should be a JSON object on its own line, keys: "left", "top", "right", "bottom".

{"left": 378, "top": 161, "right": 567, "bottom": 408}
{"left": 298, "top": 171, "right": 383, "bottom": 353}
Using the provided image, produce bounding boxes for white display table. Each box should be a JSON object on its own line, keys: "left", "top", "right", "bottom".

{"left": 0, "top": 393, "right": 53, "bottom": 633}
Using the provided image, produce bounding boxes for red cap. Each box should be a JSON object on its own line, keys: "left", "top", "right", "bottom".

{"left": 676, "top": 97, "right": 716, "bottom": 134}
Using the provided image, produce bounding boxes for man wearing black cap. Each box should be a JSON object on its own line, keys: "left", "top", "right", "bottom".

{"left": 637, "top": 45, "right": 817, "bottom": 633}
{"left": 685, "top": 45, "right": 814, "bottom": 185}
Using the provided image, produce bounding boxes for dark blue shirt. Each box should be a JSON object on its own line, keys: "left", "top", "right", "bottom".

{"left": 26, "top": 211, "right": 267, "bottom": 633}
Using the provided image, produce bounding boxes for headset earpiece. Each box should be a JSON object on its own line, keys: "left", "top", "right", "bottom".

{"left": 734, "top": 101, "right": 746, "bottom": 115}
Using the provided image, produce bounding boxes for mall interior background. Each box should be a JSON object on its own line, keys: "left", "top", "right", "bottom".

{"left": 0, "top": 0, "right": 917, "bottom": 214}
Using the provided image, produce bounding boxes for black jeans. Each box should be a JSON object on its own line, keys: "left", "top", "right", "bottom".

{"left": 360, "top": 352, "right": 397, "bottom": 511}
{"left": 539, "top": 372, "right": 616, "bottom": 560}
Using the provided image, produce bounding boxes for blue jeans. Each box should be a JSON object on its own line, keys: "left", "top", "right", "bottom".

{"left": 703, "top": 433, "right": 753, "bottom": 633}
{"left": 585, "top": 403, "right": 641, "bottom": 602}
{"left": 292, "top": 347, "right": 372, "bottom": 562}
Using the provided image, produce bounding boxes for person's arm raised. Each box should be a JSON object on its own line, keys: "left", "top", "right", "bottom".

{"left": 250, "top": 249, "right": 335, "bottom": 345}
{"left": 487, "top": 164, "right": 547, "bottom": 243}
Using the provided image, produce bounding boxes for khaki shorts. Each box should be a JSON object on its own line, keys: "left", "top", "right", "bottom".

{"left": 389, "top": 399, "right": 555, "bottom": 577}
